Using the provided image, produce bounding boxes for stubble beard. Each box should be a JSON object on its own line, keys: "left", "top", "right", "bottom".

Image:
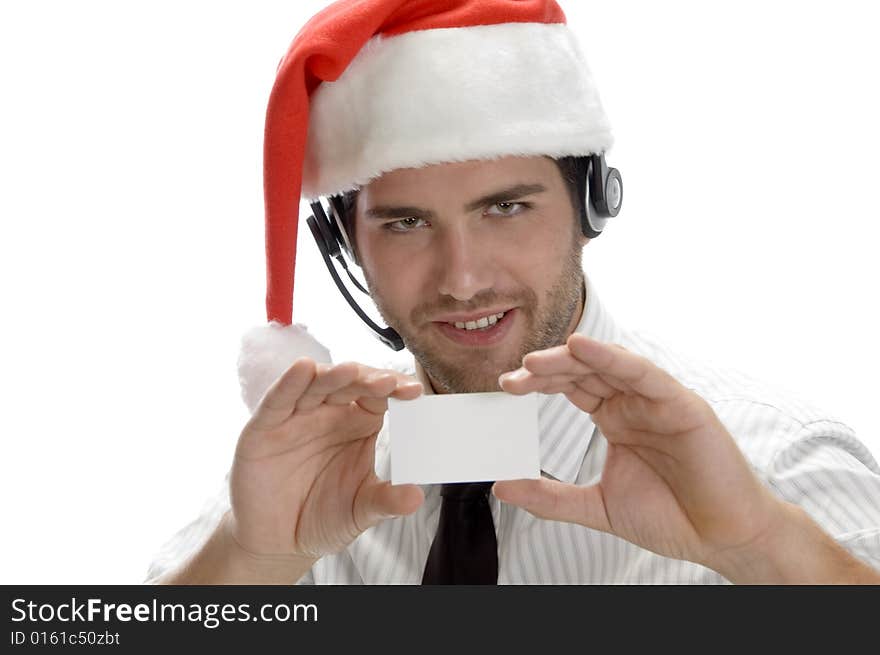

{"left": 364, "top": 239, "right": 586, "bottom": 394}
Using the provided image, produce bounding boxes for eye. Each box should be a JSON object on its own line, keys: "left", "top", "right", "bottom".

{"left": 485, "top": 201, "right": 529, "bottom": 216}
{"left": 384, "top": 216, "right": 429, "bottom": 232}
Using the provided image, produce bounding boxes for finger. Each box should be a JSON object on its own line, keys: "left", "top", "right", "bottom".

{"left": 323, "top": 370, "right": 398, "bottom": 406}
{"left": 547, "top": 381, "right": 578, "bottom": 395}
{"left": 361, "top": 367, "right": 423, "bottom": 399}
{"left": 521, "top": 348, "right": 629, "bottom": 396}
{"left": 492, "top": 478, "right": 611, "bottom": 533}
{"left": 523, "top": 344, "right": 632, "bottom": 393}
{"left": 324, "top": 364, "right": 421, "bottom": 403}
{"left": 525, "top": 375, "right": 579, "bottom": 395}
{"left": 563, "top": 387, "right": 605, "bottom": 414}
{"left": 498, "top": 368, "right": 542, "bottom": 393}
{"left": 390, "top": 381, "right": 424, "bottom": 399}
{"left": 326, "top": 375, "right": 422, "bottom": 406}
{"left": 516, "top": 347, "right": 626, "bottom": 398}
{"left": 355, "top": 363, "right": 421, "bottom": 388}
{"left": 353, "top": 480, "right": 425, "bottom": 532}
{"left": 567, "top": 334, "right": 679, "bottom": 401}
{"left": 323, "top": 364, "right": 422, "bottom": 407}
{"left": 521, "top": 347, "right": 595, "bottom": 377}
{"left": 354, "top": 381, "right": 423, "bottom": 415}
{"left": 507, "top": 366, "right": 618, "bottom": 401}
{"left": 295, "top": 361, "right": 361, "bottom": 412}
{"left": 499, "top": 368, "right": 583, "bottom": 395}
{"left": 574, "top": 374, "right": 617, "bottom": 399}
{"left": 355, "top": 396, "right": 389, "bottom": 415}
{"left": 251, "top": 357, "right": 318, "bottom": 429}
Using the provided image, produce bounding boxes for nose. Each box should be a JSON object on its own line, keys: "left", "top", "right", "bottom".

{"left": 435, "top": 224, "right": 494, "bottom": 301}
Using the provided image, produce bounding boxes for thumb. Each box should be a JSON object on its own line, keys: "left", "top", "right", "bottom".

{"left": 354, "top": 480, "right": 425, "bottom": 532}
{"left": 492, "top": 478, "right": 612, "bottom": 533}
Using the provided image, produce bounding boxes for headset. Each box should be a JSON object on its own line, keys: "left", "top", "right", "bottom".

{"left": 306, "top": 152, "right": 623, "bottom": 351}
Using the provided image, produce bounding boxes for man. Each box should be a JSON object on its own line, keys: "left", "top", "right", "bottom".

{"left": 147, "top": 0, "right": 880, "bottom": 584}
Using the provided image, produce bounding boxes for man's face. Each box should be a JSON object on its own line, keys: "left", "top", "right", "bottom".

{"left": 355, "top": 155, "right": 588, "bottom": 394}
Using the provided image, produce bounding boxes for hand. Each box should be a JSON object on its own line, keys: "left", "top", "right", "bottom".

{"left": 494, "top": 333, "right": 785, "bottom": 571}
{"left": 228, "top": 358, "right": 425, "bottom": 561}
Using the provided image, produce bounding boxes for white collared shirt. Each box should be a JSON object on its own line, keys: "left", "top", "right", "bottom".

{"left": 147, "top": 276, "right": 880, "bottom": 583}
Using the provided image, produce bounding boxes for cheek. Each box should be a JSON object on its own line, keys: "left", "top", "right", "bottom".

{"left": 497, "top": 225, "right": 570, "bottom": 289}
{"left": 361, "top": 234, "right": 426, "bottom": 307}
{"left": 378, "top": 267, "right": 421, "bottom": 308}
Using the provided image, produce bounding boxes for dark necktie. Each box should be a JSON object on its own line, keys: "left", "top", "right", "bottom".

{"left": 421, "top": 481, "right": 498, "bottom": 584}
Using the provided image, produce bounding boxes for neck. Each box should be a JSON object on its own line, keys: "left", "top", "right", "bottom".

{"left": 566, "top": 276, "right": 587, "bottom": 340}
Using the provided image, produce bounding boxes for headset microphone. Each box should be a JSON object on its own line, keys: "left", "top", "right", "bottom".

{"left": 306, "top": 201, "right": 405, "bottom": 350}
{"left": 306, "top": 152, "right": 622, "bottom": 351}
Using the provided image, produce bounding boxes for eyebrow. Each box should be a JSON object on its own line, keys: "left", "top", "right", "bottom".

{"left": 463, "top": 183, "right": 547, "bottom": 212}
{"left": 364, "top": 205, "right": 436, "bottom": 220}
{"left": 363, "top": 183, "right": 547, "bottom": 220}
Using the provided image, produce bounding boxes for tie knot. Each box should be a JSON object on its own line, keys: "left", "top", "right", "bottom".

{"left": 440, "top": 481, "right": 494, "bottom": 501}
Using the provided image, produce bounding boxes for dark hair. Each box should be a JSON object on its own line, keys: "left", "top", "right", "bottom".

{"left": 553, "top": 155, "right": 590, "bottom": 232}
{"left": 335, "top": 155, "right": 589, "bottom": 259}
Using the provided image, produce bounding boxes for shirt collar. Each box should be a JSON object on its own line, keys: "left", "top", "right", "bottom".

{"left": 412, "top": 274, "right": 625, "bottom": 484}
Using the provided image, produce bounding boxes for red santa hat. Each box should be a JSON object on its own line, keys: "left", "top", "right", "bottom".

{"left": 238, "top": 0, "right": 615, "bottom": 412}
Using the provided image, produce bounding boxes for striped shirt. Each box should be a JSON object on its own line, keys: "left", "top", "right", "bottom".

{"left": 146, "top": 275, "right": 880, "bottom": 583}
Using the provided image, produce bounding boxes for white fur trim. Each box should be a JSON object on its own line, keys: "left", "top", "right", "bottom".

{"left": 237, "top": 322, "right": 332, "bottom": 414}
{"left": 302, "top": 22, "right": 614, "bottom": 198}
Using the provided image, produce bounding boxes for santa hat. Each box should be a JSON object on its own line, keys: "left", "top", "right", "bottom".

{"left": 238, "top": 0, "right": 615, "bottom": 413}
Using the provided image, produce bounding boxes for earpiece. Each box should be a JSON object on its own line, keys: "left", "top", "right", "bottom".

{"left": 579, "top": 152, "right": 623, "bottom": 238}
{"left": 326, "top": 195, "right": 358, "bottom": 265}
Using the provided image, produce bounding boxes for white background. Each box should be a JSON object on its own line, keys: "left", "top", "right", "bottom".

{"left": 1, "top": 1, "right": 877, "bottom": 583}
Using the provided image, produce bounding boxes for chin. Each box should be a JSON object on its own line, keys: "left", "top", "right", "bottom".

{"left": 421, "top": 347, "right": 521, "bottom": 394}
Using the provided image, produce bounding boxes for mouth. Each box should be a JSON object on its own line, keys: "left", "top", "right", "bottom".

{"left": 432, "top": 308, "right": 517, "bottom": 347}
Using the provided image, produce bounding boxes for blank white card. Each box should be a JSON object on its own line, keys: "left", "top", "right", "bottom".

{"left": 387, "top": 392, "right": 540, "bottom": 485}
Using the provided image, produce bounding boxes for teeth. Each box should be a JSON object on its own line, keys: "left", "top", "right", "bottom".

{"left": 451, "top": 311, "right": 506, "bottom": 331}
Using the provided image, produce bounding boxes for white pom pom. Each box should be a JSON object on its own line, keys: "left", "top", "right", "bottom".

{"left": 237, "top": 321, "right": 332, "bottom": 414}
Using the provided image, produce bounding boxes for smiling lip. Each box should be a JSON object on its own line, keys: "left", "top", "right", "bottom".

{"left": 433, "top": 308, "right": 517, "bottom": 347}
{"left": 431, "top": 307, "right": 514, "bottom": 323}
